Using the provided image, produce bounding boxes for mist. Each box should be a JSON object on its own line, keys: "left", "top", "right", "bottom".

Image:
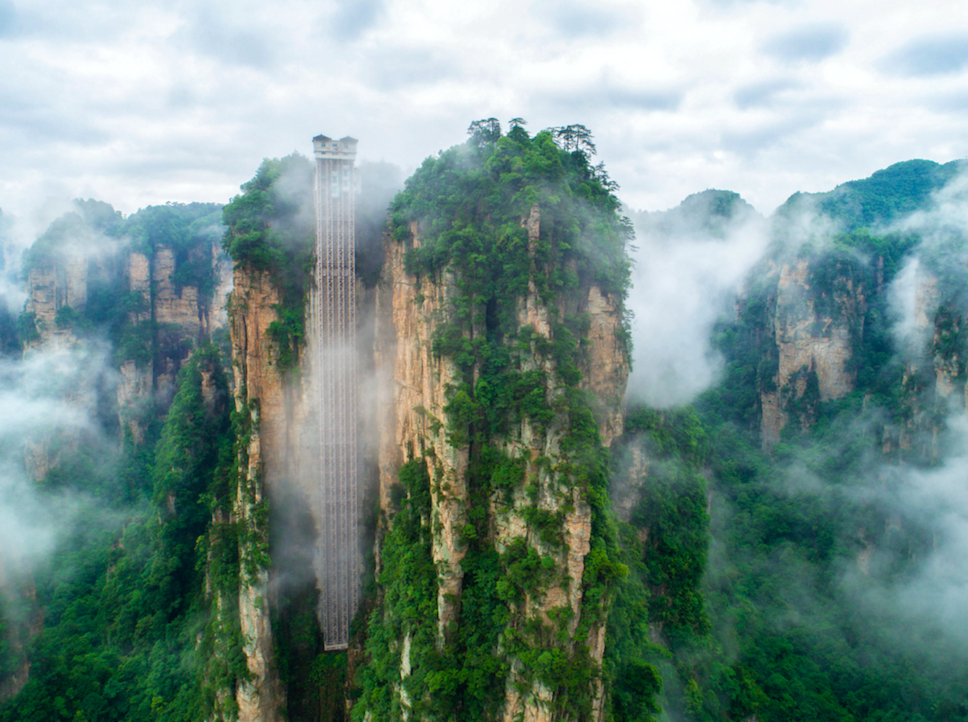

{"left": 624, "top": 191, "right": 769, "bottom": 408}
{"left": 0, "top": 342, "right": 116, "bottom": 587}
{"left": 851, "top": 168, "right": 968, "bottom": 659}
{"left": 0, "top": 200, "right": 150, "bottom": 591}
{"left": 706, "top": 168, "right": 968, "bottom": 693}
{"left": 842, "top": 415, "right": 968, "bottom": 657}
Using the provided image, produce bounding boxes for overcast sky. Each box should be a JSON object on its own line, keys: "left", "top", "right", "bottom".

{"left": 2, "top": 0, "right": 967, "bottom": 219}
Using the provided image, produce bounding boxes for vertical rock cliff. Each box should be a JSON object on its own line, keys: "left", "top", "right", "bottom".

{"left": 216, "top": 153, "right": 321, "bottom": 722}
{"left": 225, "top": 266, "right": 288, "bottom": 722}
{"left": 759, "top": 256, "right": 867, "bottom": 446}
{"left": 749, "top": 240, "right": 966, "bottom": 455}
{"left": 19, "top": 202, "right": 232, "bottom": 445}
{"left": 359, "top": 124, "right": 631, "bottom": 722}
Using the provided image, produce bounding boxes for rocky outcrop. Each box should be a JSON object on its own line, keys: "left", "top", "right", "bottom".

{"left": 212, "top": 242, "right": 235, "bottom": 331}
{"left": 21, "top": 232, "right": 232, "bottom": 443}
{"left": 760, "top": 259, "right": 865, "bottom": 446}
{"left": 0, "top": 580, "right": 42, "bottom": 704}
{"left": 890, "top": 267, "right": 968, "bottom": 456}
{"left": 583, "top": 285, "right": 628, "bottom": 445}
{"left": 152, "top": 243, "right": 232, "bottom": 404}
{"left": 374, "top": 204, "right": 629, "bottom": 721}
{"left": 22, "top": 256, "right": 89, "bottom": 349}
{"left": 375, "top": 227, "right": 468, "bottom": 641}
{"left": 611, "top": 444, "right": 648, "bottom": 524}
{"left": 227, "top": 266, "right": 291, "bottom": 722}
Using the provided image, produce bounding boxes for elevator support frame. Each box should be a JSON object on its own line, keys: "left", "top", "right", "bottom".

{"left": 312, "top": 134, "right": 359, "bottom": 651}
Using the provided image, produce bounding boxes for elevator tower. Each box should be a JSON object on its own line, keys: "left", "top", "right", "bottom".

{"left": 312, "top": 134, "right": 359, "bottom": 650}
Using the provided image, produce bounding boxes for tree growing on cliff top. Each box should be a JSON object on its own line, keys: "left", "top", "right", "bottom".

{"left": 221, "top": 154, "right": 316, "bottom": 371}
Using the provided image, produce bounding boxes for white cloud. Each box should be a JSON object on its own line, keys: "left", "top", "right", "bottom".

{"left": 624, "top": 192, "right": 769, "bottom": 408}
{"left": 0, "top": 0, "right": 966, "bottom": 219}
{"left": 0, "top": 343, "right": 116, "bottom": 582}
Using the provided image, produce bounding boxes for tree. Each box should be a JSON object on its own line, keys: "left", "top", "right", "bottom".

{"left": 551, "top": 124, "right": 597, "bottom": 157}
{"left": 467, "top": 118, "right": 501, "bottom": 147}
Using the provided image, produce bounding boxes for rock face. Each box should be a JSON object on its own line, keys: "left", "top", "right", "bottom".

{"left": 23, "top": 256, "right": 90, "bottom": 350}
{"left": 751, "top": 253, "right": 968, "bottom": 458}
{"left": 0, "top": 579, "right": 42, "bottom": 705}
{"left": 374, "top": 230, "right": 468, "bottom": 638}
{"left": 610, "top": 444, "right": 648, "bottom": 525}
{"left": 373, "top": 205, "right": 629, "bottom": 721}
{"left": 21, "top": 238, "right": 232, "bottom": 441}
{"left": 760, "top": 258, "right": 866, "bottom": 446}
{"left": 889, "top": 266, "right": 968, "bottom": 456}
{"left": 226, "top": 266, "right": 291, "bottom": 722}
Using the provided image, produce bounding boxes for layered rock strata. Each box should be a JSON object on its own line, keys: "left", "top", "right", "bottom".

{"left": 760, "top": 259, "right": 866, "bottom": 446}
{"left": 373, "top": 206, "right": 629, "bottom": 721}
{"left": 226, "top": 266, "right": 291, "bottom": 722}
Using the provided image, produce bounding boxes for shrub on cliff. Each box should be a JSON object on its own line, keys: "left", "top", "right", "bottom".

{"left": 222, "top": 154, "right": 316, "bottom": 370}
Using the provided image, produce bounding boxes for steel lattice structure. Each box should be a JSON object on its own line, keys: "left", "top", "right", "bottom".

{"left": 312, "top": 134, "right": 359, "bottom": 651}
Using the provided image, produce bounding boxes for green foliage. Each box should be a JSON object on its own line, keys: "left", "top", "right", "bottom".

{"left": 0, "top": 347, "right": 236, "bottom": 722}
{"left": 124, "top": 203, "right": 223, "bottom": 296}
{"left": 648, "top": 224, "right": 968, "bottom": 720}
{"left": 266, "top": 303, "right": 305, "bottom": 371}
{"left": 628, "top": 460, "right": 709, "bottom": 636}
{"left": 605, "top": 405, "right": 711, "bottom": 717}
{"left": 355, "top": 121, "right": 631, "bottom": 721}
{"left": 222, "top": 155, "right": 315, "bottom": 371}
{"left": 17, "top": 311, "right": 40, "bottom": 345}
{"left": 625, "top": 407, "right": 708, "bottom": 466}
{"left": 390, "top": 121, "right": 632, "bottom": 302}
{"left": 221, "top": 154, "right": 313, "bottom": 272}
{"left": 355, "top": 459, "right": 442, "bottom": 721}
{"left": 116, "top": 319, "right": 156, "bottom": 368}
{"left": 612, "top": 660, "right": 662, "bottom": 721}
{"left": 778, "top": 159, "right": 964, "bottom": 231}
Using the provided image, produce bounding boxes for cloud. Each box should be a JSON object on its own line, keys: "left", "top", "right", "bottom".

{"left": 720, "top": 111, "right": 830, "bottom": 155}
{"left": 361, "top": 46, "right": 455, "bottom": 91}
{"left": 0, "top": 0, "right": 965, "bottom": 222}
{"left": 540, "top": 81, "right": 684, "bottom": 115}
{"left": 0, "top": 0, "right": 19, "bottom": 38}
{"left": 327, "top": 0, "right": 385, "bottom": 40}
{"left": 606, "top": 87, "right": 683, "bottom": 111}
{"left": 733, "top": 78, "right": 802, "bottom": 109}
{"left": 881, "top": 32, "right": 968, "bottom": 77}
{"left": 759, "top": 24, "right": 849, "bottom": 63}
{"left": 624, "top": 190, "right": 769, "bottom": 408}
{"left": 830, "top": 414, "right": 968, "bottom": 658}
{"left": 182, "top": 8, "right": 275, "bottom": 69}
{"left": 530, "top": 0, "right": 629, "bottom": 38}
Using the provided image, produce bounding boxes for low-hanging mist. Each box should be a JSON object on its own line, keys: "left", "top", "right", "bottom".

{"left": 624, "top": 190, "right": 769, "bottom": 408}
{"left": 0, "top": 342, "right": 116, "bottom": 587}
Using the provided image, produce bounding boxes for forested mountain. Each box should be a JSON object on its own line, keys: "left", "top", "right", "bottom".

{"left": 0, "top": 126, "right": 966, "bottom": 722}
{"left": 618, "top": 159, "right": 968, "bottom": 720}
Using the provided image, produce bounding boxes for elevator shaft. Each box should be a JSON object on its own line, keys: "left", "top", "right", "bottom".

{"left": 312, "top": 134, "right": 359, "bottom": 651}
